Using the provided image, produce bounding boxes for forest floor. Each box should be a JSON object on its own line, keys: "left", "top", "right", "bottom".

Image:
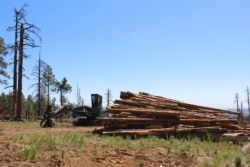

{"left": 0, "top": 121, "right": 249, "bottom": 167}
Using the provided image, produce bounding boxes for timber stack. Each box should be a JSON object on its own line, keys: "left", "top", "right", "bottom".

{"left": 94, "top": 91, "right": 250, "bottom": 142}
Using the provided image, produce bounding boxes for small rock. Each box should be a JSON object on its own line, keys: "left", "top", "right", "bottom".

{"left": 242, "top": 143, "right": 250, "bottom": 155}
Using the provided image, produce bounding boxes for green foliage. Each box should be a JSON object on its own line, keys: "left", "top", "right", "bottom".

{"left": 41, "top": 64, "right": 57, "bottom": 103}
{"left": 137, "top": 159, "right": 145, "bottom": 167}
{"left": 18, "top": 144, "right": 37, "bottom": 160}
{"left": 0, "top": 37, "right": 9, "bottom": 85}
{"left": 55, "top": 77, "right": 72, "bottom": 106}
{"left": 10, "top": 133, "right": 56, "bottom": 150}
{"left": 0, "top": 92, "right": 39, "bottom": 117}
{"left": 0, "top": 37, "right": 8, "bottom": 55}
{"left": 7, "top": 123, "right": 250, "bottom": 165}
{"left": 96, "top": 134, "right": 249, "bottom": 166}
{"left": 23, "top": 95, "right": 36, "bottom": 119}
{"left": 31, "top": 134, "right": 57, "bottom": 150}
{"left": 61, "top": 132, "right": 84, "bottom": 148}
{"left": 10, "top": 131, "right": 86, "bottom": 160}
{"left": 10, "top": 134, "right": 25, "bottom": 142}
{"left": 198, "top": 160, "right": 211, "bottom": 167}
{"left": 0, "top": 92, "right": 12, "bottom": 114}
{"left": 234, "top": 155, "right": 242, "bottom": 167}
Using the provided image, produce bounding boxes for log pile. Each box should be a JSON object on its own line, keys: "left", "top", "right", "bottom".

{"left": 94, "top": 91, "right": 250, "bottom": 142}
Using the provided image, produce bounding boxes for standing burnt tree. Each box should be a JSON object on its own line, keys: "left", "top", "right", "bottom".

{"left": 76, "top": 83, "right": 84, "bottom": 106}
{"left": 8, "top": 4, "right": 41, "bottom": 120}
{"left": 105, "top": 89, "right": 113, "bottom": 107}
{"left": 246, "top": 86, "right": 250, "bottom": 116}
{"left": 235, "top": 93, "right": 240, "bottom": 120}
{"left": 7, "top": 6, "right": 26, "bottom": 117}
{"left": 30, "top": 54, "right": 48, "bottom": 116}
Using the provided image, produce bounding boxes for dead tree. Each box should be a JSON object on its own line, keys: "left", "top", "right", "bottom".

{"left": 16, "top": 24, "right": 24, "bottom": 120}
{"left": 17, "top": 24, "right": 41, "bottom": 119}
{"left": 76, "top": 84, "right": 83, "bottom": 106}
{"left": 235, "top": 93, "right": 240, "bottom": 120}
{"left": 30, "top": 54, "right": 48, "bottom": 116}
{"left": 105, "top": 89, "right": 113, "bottom": 107}
{"left": 7, "top": 5, "right": 28, "bottom": 118}
{"left": 8, "top": 4, "right": 41, "bottom": 120}
{"left": 246, "top": 86, "right": 250, "bottom": 116}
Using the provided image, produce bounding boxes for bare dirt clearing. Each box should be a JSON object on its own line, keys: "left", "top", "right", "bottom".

{"left": 0, "top": 121, "right": 197, "bottom": 167}
{"left": 0, "top": 121, "right": 249, "bottom": 167}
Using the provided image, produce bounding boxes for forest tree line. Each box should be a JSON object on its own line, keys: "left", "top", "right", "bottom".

{"left": 0, "top": 5, "right": 114, "bottom": 120}
{"left": 0, "top": 4, "right": 72, "bottom": 119}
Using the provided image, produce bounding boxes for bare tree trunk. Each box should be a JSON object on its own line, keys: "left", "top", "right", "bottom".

{"left": 106, "top": 89, "right": 112, "bottom": 107}
{"left": 76, "top": 84, "right": 83, "bottom": 106}
{"left": 38, "top": 54, "right": 41, "bottom": 116}
{"left": 12, "top": 11, "right": 18, "bottom": 118}
{"left": 235, "top": 93, "right": 240, "bottom": 120}
{"left": 16, "top": 24, "right": 24, "bottom": 120}
{"left": 107, "top": 89, "right": 110, "bottom": 107}
{"left": 246, "top": 87, "right": 250, "bottom": 116}
{"left": 60, "top": 91, "right": 63, "bottom": 106}
{"left": 241, "top": 101, "right": 243, "bottom": 120}
{"left": 47, "top": 79, "right": 50, "bottom": 105}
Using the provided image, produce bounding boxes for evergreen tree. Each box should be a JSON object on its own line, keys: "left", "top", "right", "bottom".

{"left": 0, "top": 37, "right": 9, "bottom": 85}
{"left": 0, "top": 92, "right": 12, "bottom": 114}
{"left": 24, "top": 95, "right": 36, "bottom": 119}
{"left": 41, "top": 64, "right": 57, "bottom": 105}
{"left": 55, "top": 77, "right": 72, "bottom": 106}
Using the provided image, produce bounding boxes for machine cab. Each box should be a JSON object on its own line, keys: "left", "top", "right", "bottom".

{"left": 91, "top": 94, "right": 103, "bottom": 116}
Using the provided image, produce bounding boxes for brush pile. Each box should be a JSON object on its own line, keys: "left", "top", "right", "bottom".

{"left": 94, "top": 91, "right": 250, "bottom": 142}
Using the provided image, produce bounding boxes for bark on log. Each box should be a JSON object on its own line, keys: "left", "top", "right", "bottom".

{"left": 98, "top": 91, "right": 250, "bottom": 141}
{"left": 220, "top": 133, "right": 249, "bottom": 142}
{"left": 107, "top": 108, "right": 181, "bottom": 117}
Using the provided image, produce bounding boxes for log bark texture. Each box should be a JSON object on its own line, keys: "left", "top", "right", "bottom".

{"left": 94, "top": 91, "right": 250, "bottom": 142}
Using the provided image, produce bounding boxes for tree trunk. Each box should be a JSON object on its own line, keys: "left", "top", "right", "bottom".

{"left": 47, "top": 79, "right": 50, "bottom": 105}
{"left": 38, "top": 55, "right": 41, "bottom": 116}
{"left": 12, "top": 11, "right": 18, "bottom": 118}
{"left": 16, "top": 24, "right": 24, "bottom": 120}
{"left": 60, "top": 90, "right": 62, "bottom": 106}
{"left": 247, "top": 87, "right": 250, "bottom": 116}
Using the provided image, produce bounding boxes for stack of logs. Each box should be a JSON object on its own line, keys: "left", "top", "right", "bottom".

{"left": 95, "top": 91, "right": 250, "bottom": 142}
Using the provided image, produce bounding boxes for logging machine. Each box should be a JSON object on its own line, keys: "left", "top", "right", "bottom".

{"left": 40, "top": 94, "right": 104, "bottom": 127}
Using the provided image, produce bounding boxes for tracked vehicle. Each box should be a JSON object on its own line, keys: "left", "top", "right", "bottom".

{"left": 40, "top": 94, "right": 104, "bottom": 127}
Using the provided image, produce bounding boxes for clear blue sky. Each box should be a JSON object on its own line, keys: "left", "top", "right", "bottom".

{"left": 0, "top": 0, "right": 250, "bottom": 109}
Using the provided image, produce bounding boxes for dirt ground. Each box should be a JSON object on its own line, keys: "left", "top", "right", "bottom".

{"left": 0, "top": 121, "right": 201, "bottom": 167}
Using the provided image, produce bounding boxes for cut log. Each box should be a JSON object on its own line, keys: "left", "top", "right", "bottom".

{"left": 103, "top": 117, "right": 179, "bottom": 124}
{"left": 102, "top": 127, "right": 177, "bottom": 136}
{"left": 98, "top": 91, "right": 250, "bottom": 141}
{"left": 107, "top": 108, "right": 181, "bottom": 117}
{"left": 220, "top": 133, "right": 249, "bottom": 142}
{"left": 114, "top": 99, "right": 180, "bottom": 110}
{"left": 176, "top": 126, "right": 228, "bottom": 133}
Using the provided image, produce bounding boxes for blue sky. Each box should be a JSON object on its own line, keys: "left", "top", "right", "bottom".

{"left": 0, "top": 0, "right": 250, "bottom": 109}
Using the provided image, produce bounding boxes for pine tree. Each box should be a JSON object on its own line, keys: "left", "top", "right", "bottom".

{"left": 0, "top": 37, "right": 9, "bottom": 85}
{"left": 41, "top": 65, "right": 57, "bottom": 105}
{"left": 55, "top": 77, "right": 72, "bottom": 106}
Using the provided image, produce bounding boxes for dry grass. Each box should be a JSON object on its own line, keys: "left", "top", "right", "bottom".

{"left": 1, "top": 121, "right": 250, "bottom": 167}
